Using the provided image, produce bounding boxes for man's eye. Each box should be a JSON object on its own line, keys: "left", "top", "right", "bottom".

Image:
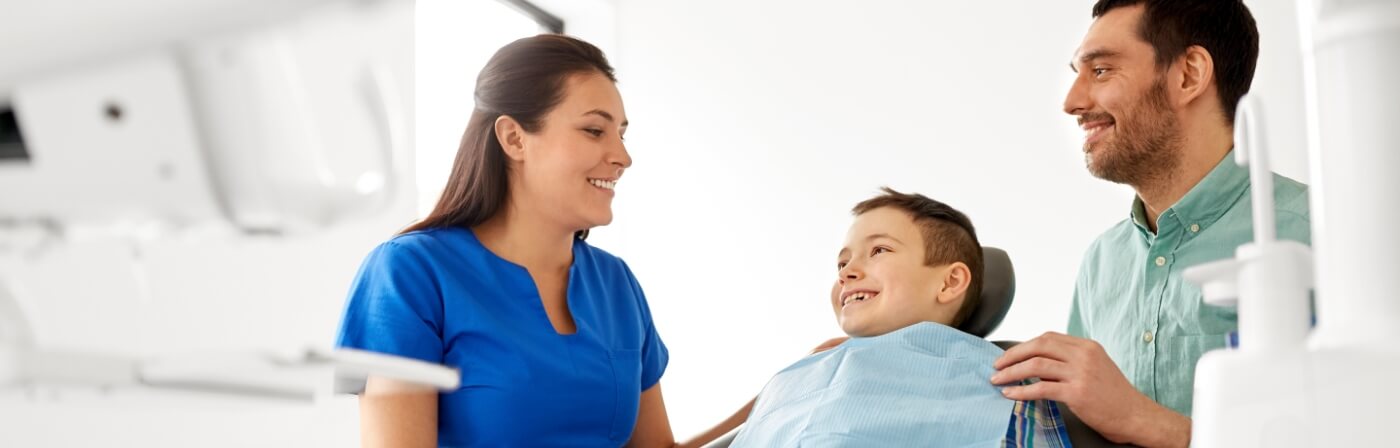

{"left": 1093, "top": 68, "right": 1109, "bottom": 77}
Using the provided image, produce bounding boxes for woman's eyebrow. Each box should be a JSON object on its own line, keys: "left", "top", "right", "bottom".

{"left": 583, "top": 109, "right": 628, "bottom": 127}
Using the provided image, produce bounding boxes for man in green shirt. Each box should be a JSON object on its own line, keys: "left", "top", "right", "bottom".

{"left": 990, "top": 1, "right": 1310, "bottom": 447}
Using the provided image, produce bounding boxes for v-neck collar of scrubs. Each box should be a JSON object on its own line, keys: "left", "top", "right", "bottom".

{"left": 463, "top": 228, "right": 585, "bottom": 337}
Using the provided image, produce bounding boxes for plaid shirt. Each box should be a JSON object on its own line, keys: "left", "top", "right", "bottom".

{"left": 1003, "top": 398, "right": 1074, "bottom": 448}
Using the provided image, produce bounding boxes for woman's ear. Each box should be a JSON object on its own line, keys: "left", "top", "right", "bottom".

{"left": 935, "top": 262, "right": 972, "bottom": 305}
{"left": 495, "top": 115, "right": 527, "bottom": 162}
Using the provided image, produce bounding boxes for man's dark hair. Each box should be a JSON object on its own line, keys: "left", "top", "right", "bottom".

{"left": 852, "top": 187, "right": 983, "bottom": 327}
{"left": 1093, "top": 0, "right": 1260, "bottom": 123}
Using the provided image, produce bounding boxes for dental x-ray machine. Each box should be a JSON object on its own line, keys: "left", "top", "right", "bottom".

{"left": 0, "top": 0, "right": 457, "bottom": 401}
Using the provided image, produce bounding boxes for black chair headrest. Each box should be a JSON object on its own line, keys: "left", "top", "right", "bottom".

{"left": 956, "top": 247, "right": 1016, "bottom": 338}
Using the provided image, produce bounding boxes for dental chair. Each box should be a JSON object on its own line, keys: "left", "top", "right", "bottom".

{"left": 701, "top": 247, "right": 1130, "bottom": 448}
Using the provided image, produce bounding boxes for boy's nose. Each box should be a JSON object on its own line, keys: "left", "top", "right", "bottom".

{"left": 839, "top": 266, "right": 863, "bottom": 283}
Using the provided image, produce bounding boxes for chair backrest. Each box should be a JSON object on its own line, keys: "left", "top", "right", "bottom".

{"left": 956, "top": 247, "right": 1015, "bottom": 338}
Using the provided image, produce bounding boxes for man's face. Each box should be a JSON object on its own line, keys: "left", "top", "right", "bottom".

{"left": 832, "top": 207, "right": 956, "bottom": 337}
{"left": 1064, "top": 4, "right": 1183, "bottom": 186}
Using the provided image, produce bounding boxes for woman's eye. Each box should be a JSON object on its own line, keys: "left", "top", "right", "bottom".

{"left": 584, "top": 129, "right": 603, "bottom": 137}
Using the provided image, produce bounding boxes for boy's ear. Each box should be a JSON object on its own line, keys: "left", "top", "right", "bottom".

{"left": 935, "top": 262, "right": 972, "bottom": 305}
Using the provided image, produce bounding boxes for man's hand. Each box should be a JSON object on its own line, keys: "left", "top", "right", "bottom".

{"left": 991, "top": 332, "right": 1190, "bottom": 448}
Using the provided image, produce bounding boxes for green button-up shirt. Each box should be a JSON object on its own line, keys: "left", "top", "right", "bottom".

{"left": 1067, "top": 151, "right": 1310, "bottom": 417}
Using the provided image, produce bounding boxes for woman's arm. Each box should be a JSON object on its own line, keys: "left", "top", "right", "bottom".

{"left": 359, "top": 376, "right": 439, "bottom": 448}
{"left": 627, "top": 383, "right": 754, "bottom": 448}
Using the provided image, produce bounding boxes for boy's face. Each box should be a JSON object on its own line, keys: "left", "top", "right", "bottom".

{"left": 833, "top": 207, "right": 959, "bottom": 337}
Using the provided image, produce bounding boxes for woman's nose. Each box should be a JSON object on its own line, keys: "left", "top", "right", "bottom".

{"left": 610, "top": 140, "right": 632, "bottom": 170}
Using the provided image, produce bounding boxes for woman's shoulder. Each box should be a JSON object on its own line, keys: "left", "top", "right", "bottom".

{"left": 388, "top": 226, "right": 473, "bottom": 249}
{"left": 372, "top": 227, "right": 480, "bottom": 262}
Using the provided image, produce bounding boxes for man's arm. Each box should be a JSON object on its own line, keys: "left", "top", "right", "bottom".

{"left": 991, "top": 332, "right": 1190, "bottom": 448}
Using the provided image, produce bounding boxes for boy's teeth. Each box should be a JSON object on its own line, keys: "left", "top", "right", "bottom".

{"left": 844, "top": 292, "right": 874, "bottom": 306}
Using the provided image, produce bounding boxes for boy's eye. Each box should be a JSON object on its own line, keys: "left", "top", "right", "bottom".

{"left": 836, "top": 260, "right": 848, "bottom": 269}
{"left": 871, "top": 246, "right": 891, "bottom": 256}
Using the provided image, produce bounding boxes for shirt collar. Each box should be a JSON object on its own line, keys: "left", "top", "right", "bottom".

{"left": 1129, "top": 150, "right": 1250, "bottom": 235}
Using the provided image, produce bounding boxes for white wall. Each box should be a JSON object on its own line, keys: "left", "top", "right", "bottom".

{"left": 589, "top": 0, "right": 1308, "bottom": 437}
{"left": 415, "top": 0, "right": 544, "bottom": 216}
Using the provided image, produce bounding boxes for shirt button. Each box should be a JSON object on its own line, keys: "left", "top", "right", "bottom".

{"left": 1143, "top": 331, "right": 1155, "bottom": 343}
{"left": 1155, "top": 256, "right": 1167, "bottom": 267}
{"left": 1190, "top": 224, "right": 1201, "bottom": 233}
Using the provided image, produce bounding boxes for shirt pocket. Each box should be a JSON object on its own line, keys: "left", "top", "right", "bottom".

{"left": 1162, "top": 333, "right": 1230, "bottom": 361}
{"left": 1158, "top": 333, "right": 1229, "bottom": 414}
{"left": 1194, "top": 298, "right": 1238, "bottom": 336}
{"left": 608, "top": 348, "right": 643, "bottom": 442}
{"left": 1167, "top": 287, "right": 1238, "bottom": 336}
{"left": 1161, "top": 291, "right": 1233, "bottom": 379}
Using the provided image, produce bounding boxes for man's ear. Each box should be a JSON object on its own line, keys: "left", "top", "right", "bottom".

{"left": 495, "top": 115, "right": 527, "bottom": 162}
{"left": 1174, "top": 45, "right": 1216, "bottom": 109}
{"left": 936, "top": 262, "right": 972, "bottom": 305}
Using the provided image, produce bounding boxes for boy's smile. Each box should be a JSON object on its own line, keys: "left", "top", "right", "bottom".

{"left": 838, "top": 289, "right": 880, "bottom": 308}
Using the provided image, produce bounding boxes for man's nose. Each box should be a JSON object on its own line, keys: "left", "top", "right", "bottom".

{"left": 1064, "top": 75, "right": 1093, "bottom": 116}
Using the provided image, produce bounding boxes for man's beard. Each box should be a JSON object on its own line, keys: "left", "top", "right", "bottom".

{"left": 1083, "top": 78, "right": 1183, "bottom": 187}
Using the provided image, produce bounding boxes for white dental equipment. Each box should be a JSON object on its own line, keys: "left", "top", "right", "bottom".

{"left": 0, "top": 0, "right": 457, "bottom": 402}
{"left": 1184, "top": 0, "right": 1400, "bottom": 446}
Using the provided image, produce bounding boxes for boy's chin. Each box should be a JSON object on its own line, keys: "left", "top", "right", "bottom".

{"left": 840, "top": 317, "right": 948, "bottom": 338}
{"left": 838, "top": 320, "right": 887, "bottom": 338}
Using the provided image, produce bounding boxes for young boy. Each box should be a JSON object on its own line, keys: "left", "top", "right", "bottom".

{"left": 730, "top": 188, "right": 1072, "bottom": 447}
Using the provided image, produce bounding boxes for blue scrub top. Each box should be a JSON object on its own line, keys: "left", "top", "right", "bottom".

{"left": 336, "top": 227, "right": 669, "bottom": 446}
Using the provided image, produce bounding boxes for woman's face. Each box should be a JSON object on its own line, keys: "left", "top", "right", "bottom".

{"left": 513, "top": 71, "right": 631, "bottom": 232}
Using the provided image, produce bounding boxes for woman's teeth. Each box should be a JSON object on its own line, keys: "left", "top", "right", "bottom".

{"left": 589, "top": 179, "right": 616, "bottom": 190}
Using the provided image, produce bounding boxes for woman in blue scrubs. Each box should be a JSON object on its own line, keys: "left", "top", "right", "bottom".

{"left": 336, "top": 35, "right": 740, "bottom": 447}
